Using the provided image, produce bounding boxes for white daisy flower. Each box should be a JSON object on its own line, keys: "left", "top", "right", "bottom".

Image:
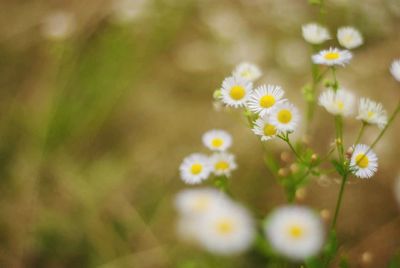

{"left": 356, "top": 98, "right": 387, "bottom": 129}
{"left": 196, "top": 201, "right": 255, "bottom": 255}
{"left": 390, "top": 59, "right": 400, "bottom": 82}
{"left": 312, "top": 47, "right": 352, "bottom": 66}
{"left": 179, "top": 153, "right": 211, "bottom": 184}
{"left": 232, "top": 62, "right": 262, "bottom": 82}
{"left": 269, "top": 102, "right": 300, "bottom": 133}
{"left": 209, "top": 152, "right": 237, "bottom": 177}
{"left": 220, "top": 76, "right": 253, "bottom": 108}
{"left": 302, "top": 23, "right": 331, "bottom": 45}
{"left": 264, "top": 205, "right": 325, "bottom": 261}
{"left": 247, "top": 85, "right": 286, "bottom": 117}
{"left": 175, "top": 188, "right": 226, "bottom": 216}
{"left": 350, "top": 144, "right": 378, "bottom": 179}
{"left": 252, "top": 115, "right": 278, "bottom": 141}
{"left": 337, "top": 26, "right": 363, "bottom": 49}
{"left": 318, "top": 88, "right": 355, "bottom": 116}
{"left": 202, "top": 129, "right": 232, "bottom": 152}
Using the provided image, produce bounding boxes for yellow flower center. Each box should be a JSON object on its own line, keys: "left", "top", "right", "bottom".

{"left": 324, "top": 52, "right": 340, "bottom": 60}
{"left": 336, "top": 100, "right": 344, "bottom": 110}
{"left": 367, "top": 111, "right": 375, "bottom": 118}
{"left": 212, "top": 138, "right": 223, "bottom": 148}
{"left": 259, "top": 95, "right": 276, "bottom": 108}
{"left": 193, "top": 196, "right": 210, "bottom": 212}
{"left": 191, "top": 164, "right": 203, "bottom": 175}
{"left": 216, "top": 218, "right": 235, "bottom": 235}
{"left": 355, "top": 154, "right": 369, "bottom": 168}
{"left": 229, "top": 85, "right": 246, "bottom": 100}
{"left": 215, "top": 161, "right": 229, "bottom": 171}
{"left": 277, "top": 109, "right": 292, "bottom": 124}
{"left": 288, "top": 225, "right": 304, "bottom": 239}
{"left": 263, "top": 124, "right": 277, "bottom": 136}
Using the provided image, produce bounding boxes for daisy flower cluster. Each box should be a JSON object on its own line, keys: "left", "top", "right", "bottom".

{"left": 179, "top": 129, "right": 237, "bottom": 185}
{"left": 175, "top": 188, "right": 255, "bottom": 255}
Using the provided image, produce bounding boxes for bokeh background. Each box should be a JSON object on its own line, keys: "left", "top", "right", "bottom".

{"left": 0, "top": 0, "right": 400, "bottom": 267}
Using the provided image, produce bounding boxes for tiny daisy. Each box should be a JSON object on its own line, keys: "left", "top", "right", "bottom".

{"left": 209, "top": 152, "right": 237, "bottom": 177}
{"left": 350, "top": 144, "right": 378, "bottom": 179}
{"left": 196, "top": 201, "right": 255, "bottom": 255}
{"left": 337, "top": 26, "right": 363, "bottom": 49}
{"left": 252, "top": 115, "right": 278, "bottom": 141}
{"left": 232, "top": 62, "right": 262, "bottom": 82}
{"left": 318, "top": 88, "right": 355, "bottom": 116}
{"left": 179, "top": 153, "right": 211, "bottom": 184}
{"left": 302, "top": 23, "right": 331, "bottom": 45}
{"left": 247, "top": 85, "right": 286, "bottom": 117}
{"left": 264, "top": 205, "right": 325, "bottom": 261}
{"left": 175, "top": 188, "right": 226, "bottom": 215}
{"left": 269, "top": 102, "right": 300, "bottom": 133}
{"left": 356, "top": 98, "right": 387, "bottom": 129}
{"left": 220, "top": 76, "right": 253, "bottom": 108}
{"left": 390, "top": 59, "right": 400, "bottom": 82}
{"left": 202, "top": 129, "right": 232, "bottom": 152}
{"left": 312, "top": 47, "right": 352, "bottom": 66}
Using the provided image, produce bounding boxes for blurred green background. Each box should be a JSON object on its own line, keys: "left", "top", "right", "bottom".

{"left": 0, "top": 0, "right": 399, "bottom": 267}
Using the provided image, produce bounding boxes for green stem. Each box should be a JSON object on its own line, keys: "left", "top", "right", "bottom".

{"left": 354, "top": 122, "right": 366, "bottom": 145}
{"left": 331, "top": 172, "right": 348, "bottom": 229}
{"left": 279, "top": 133, "right": 302, "bottom": 162}
{"left": 334, "top": 116, "right": 344, "bottom": 162}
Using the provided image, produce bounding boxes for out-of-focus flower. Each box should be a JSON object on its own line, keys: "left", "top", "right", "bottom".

{"left": 209, "top": 152, "right": 237, "bottom": 177}
{"left": 179, "top": 153, "right": 211, "bottom": 184}
{"left": 277, "top": 39, "right": 309, "bottom": 73}
{"left": 264, "top": 205, "right": 325, "bottom": 261}
{"left": 269, "top": 102, "right": 300, "bottom": 133}
{"left": 232, "top": 62, "right": 262, "bottom": 82}
{"left": 111, "top": 0, "right": 148, "bottom": 24}
{"left": 312, "top": 47, "right": 352, "bottom": 66}
{"left": 356, "top": 98, "right": 387, "bottom": 129}
{"left": 302, "top": 23, "right": 331, "bottom": 45}
{"left": 202, "top": 129, "right": 232, "bottom": 152}
{"left": 247, "top": 85, "right": 285, "bottom": 117}
{"left": 41, "top": 11, "right": 76, "bottom": 40}
{"left": 196, "top": 201, "right": 255, "bottom": 255}
{"left": 390, "top": 59, "right": 400, "bottom": 82}
{"left": 252, "top": 115, "right": 278, "bottom": 141}
{"left": 337, "top": 26, "right": 363, "bottom": 49}
{"left": 318, "top": 88, "right": 355, "bottom": 116}
{"left": 221, "top": 76, "right": 253, "bottom": 108}
{"left": 350, "top": 144, "right": 378, "bottom": 179}
{"left": 175, "top": 188, "right": 226, "bottom": 216}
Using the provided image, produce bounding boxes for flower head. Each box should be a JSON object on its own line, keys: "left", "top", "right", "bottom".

{"left": 356, "top": 98, "right": 387, "bottom": 129}
{"left": 269, "top": 102, "right": 300, "bottom": 133}
{"left": 41, "top": 11, "right": 76, "bottom": 40}
{"left": 232, "top": 62, "right": 262, "bottom": 82}
{"left": 252, "top": 115, "right": 278, "bottom": 141}
{"left": 175, "top": 188, "right": 226, "bottom": 216}
{"left": 196, "top": 201, "right": 255, "bottom": 255}
{"left": 350, "top": 144, "right": 378, "bottom": 179}
{"left": 179, "top": 153, "right": 211, "bottom": 184}
{"left": 390, "top": 59, "right": 400, "bottom": 82}
{"left": 247, "top": 85, "right": 286, "bottom": 117}
{"left": 302, "top": 23, "right": 331, "bottom": 45}
{"left": 337, "top": 26, "right": 363, "bottom": 49}
{"left": 318, "top": 88, "right": 355, "bottom": 116}
{"left": 264, "top": 205, "right": 325, "bottom": 261}
{"left": 220, "top": 76, "right": 253, "bottom": 108}
{"left": 312, "top": 47, "right": 352, "bottom": 66}
{"left": 202, "top": 129, "right": 232, "bottom": 152}
{"left": 209, "top": 152, "right": 237, "bottom": 177}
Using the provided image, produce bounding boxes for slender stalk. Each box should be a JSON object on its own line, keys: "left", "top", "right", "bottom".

{"left": 278, "top": 133, "right": 302, "bottom": 162}
{"left": 354, "top": 122, "right": 366, "bottom": 145}
{"left": 334, "top": 116, "right": 344, "bottom": 162}
{"left": 331, "top": 172, "right": 348, "bottom": 229}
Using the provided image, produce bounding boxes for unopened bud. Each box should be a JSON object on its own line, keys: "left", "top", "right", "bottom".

{"left": 311, "top": 153, "right": 318, "bottom": 162}
{"left": 346, "top": 147, "right": 354, "bottom": 159}
{"left": 295, "top": 188, "right": 307, "bottom": 201}
{"left": 361, "top": 251, "right": 373, "bottom": 264}
{"left": 278, "top": 168, "right": 289, "bottom": 177}
{"left": 320, "top": 209, "right": 330, "bottom": 221}
{"left": 280, "top": 151, "right": 291, "bottom": 163}
{"left": 213, "top": 89, "right": 222, "bottom": 100}
{"left": 290, "top": 163, "right": 300, "bottom": 174}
